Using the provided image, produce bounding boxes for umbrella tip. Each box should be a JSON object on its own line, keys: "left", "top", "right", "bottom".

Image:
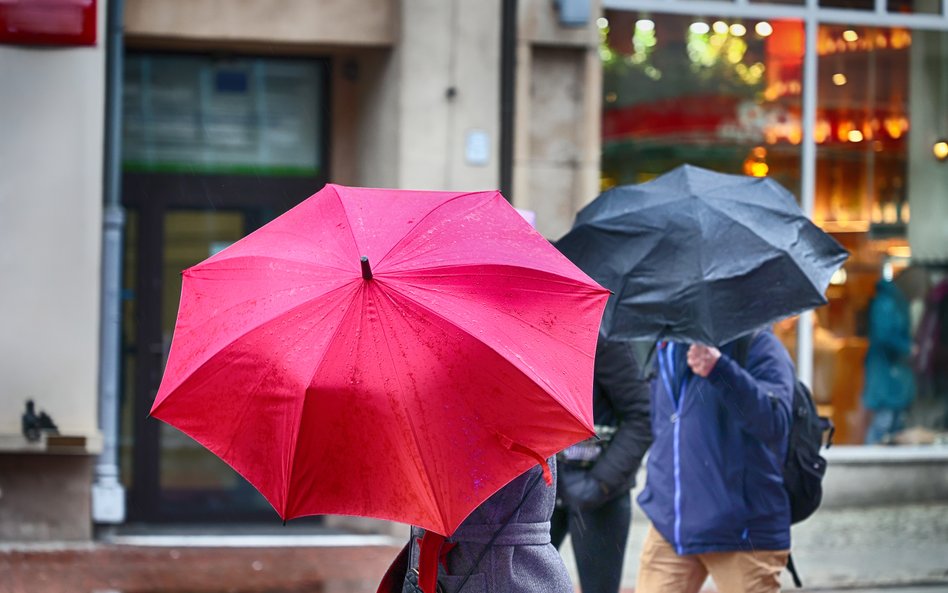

{"left": 360, "top": 256, "right": 373, "bottom": 280}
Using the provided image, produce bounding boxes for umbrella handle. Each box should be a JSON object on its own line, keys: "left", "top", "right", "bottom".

{"left": 417, "top": 530, "right": 446, "bottom": 593}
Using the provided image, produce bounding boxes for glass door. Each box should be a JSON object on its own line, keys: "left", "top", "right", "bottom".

{"left": 123, "top": 198, "right": 309, "bottom": 521}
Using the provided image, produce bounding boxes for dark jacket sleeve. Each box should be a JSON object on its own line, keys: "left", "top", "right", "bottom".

{"left": 588, "top": 338, "right": 653, "bottom": 493}
{"left": 706, "top": 331, "right": 794, "bottom": 446}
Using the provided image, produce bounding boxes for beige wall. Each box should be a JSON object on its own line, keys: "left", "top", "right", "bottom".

{"left": 513, "top": 0, "right": 602, "bottom": 239}
{"left": 0, "top": 10, "right": 107, "bottom": 441}
{"left": 393, "top": 0, "right": 502, "bottom": 192}
{"left": 125, "top": 0, "right": 395, "bottom": 47}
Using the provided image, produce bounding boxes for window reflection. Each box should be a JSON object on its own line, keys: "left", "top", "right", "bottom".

{"left": 600, "top": 12, "right": 803, "bottom": 196}
{"left": 601, "top": 12, "right": 948, "bottom": 444}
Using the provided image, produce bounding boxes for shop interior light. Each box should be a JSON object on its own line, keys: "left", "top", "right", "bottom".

{"left": 636, "top": 19, "right": 655, "bottom": 32}
{"left": 829, "top": 267, "right": 848, "bottom": 285}
{"left": 729, "top": 23, "right": 747, "bottom": 37}
{"left": 934, "top": 139, "right": 948, "bottom": 162}
{"left": 755, "top": 22, "right": 773, "bottom": 37}
{"left": 832, "top": 73, "right": 847, "bottom": 86}
{"left": 690, "top": 22, "right": 710, "bottom": 35}
{"left": 842, "top": 29, "right": 859, "bottom": 42}
{"left": 848, "top": 130, "right": 864, "bottom": 143}
{"left": 712, "top": 20, "right": 729, "bottom": 35}
{"left": 887, "top": 245, "right": 912, "bottom": 258}
{"left": 596, "top": 17, "right": 609, "bottom": 30}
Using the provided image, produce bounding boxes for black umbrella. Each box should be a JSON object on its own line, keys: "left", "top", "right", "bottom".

{"left": 556, "top": 164, "right": 849, "bottom": 346}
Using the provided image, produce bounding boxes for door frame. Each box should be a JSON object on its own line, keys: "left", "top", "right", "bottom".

{"left": 122, "top": 173, "right": 327, "bottom": 523}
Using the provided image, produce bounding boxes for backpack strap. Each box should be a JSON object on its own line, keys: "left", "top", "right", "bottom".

{"left": 787, "top": 552, "right": 803, "bottom": 588}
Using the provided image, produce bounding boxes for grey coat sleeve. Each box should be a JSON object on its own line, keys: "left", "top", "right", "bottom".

{"left": 588, "top": 338, "right": 653, "bottom": 494}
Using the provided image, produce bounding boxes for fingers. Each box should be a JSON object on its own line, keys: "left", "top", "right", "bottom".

{"left": 686, "top": 344, "right": 721, "bottom": 377}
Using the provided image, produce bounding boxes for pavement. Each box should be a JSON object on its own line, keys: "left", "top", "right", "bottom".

{"left": 560, "top": 502, "right": 948, "bottom": 591}
{"left": 2, "top": 503, "right": 946, "bottom": 593}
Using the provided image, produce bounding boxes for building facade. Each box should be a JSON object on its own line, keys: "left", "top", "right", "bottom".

{"left": 1, "top": 0, "right": 945, "bottom": 541}
{"left": 0, "top": 0, "right": 602, "bottom": 539}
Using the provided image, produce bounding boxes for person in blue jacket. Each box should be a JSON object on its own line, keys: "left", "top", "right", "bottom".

{"left": 635, "top": 329, "right": 795, "bottom": 593}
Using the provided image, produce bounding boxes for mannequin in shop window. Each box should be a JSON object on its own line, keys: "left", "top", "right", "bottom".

{"left": 862, "top": 262, "right": 916, "bottom": 444}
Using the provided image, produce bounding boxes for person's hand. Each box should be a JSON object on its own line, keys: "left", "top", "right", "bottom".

{"left": 687, "top": 344, "right": 721, "bottom": 377}
{"left": 558, "top": 467, "right": 611, "bottom": 510}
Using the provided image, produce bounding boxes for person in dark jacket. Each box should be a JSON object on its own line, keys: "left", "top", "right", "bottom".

{"left": 551, "top": 336, "right": 652, "bottom": 593}
{"left": 636, "top": 329, "right": 794, "bottom": 593}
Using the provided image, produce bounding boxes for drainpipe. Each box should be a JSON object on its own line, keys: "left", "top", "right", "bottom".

{"left": 499, "top": 0, "right": 517, "bottom": 201}
{"left": 92, "top": 0, "right": 127, "bottom": 525}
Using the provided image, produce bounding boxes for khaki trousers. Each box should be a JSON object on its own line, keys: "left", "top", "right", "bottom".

{"left": 636, "top": 525, "right": 789, "bottom": 593}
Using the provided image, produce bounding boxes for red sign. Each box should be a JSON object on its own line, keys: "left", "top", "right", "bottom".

{"left": 0, "top": 0, "right": 96, "bottom": 46}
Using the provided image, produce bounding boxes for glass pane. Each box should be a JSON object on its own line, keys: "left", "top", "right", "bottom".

{"left": 123, "top": 54, "right": 324, "bottom": 177}
{"left": 819, "top": 0, "right": 874, "bottom": 8}
{"left": 601, "top": 11, "right": 804, "bottom": 194}
{"left": 158, "top": 210, "right": 272, "bottom": 513}
{"left": 887, "top": 0, "right": 942, "bottom": 13}
{"left": 813, "top": 26, "right": 948, "bottom": 444}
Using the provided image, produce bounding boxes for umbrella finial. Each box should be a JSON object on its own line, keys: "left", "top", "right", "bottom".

{"left": 360, "top": 256, "right": 373, "bottom": 280}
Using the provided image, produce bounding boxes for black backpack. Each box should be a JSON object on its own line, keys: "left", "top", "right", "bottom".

{"left": 734, "top": 334, "right": 834, "bottom": 587}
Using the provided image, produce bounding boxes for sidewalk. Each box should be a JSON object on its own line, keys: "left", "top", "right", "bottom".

{"left": 2, "top": 503, "right": 946, "bottom": 593}
{"left": 559, "top": 502, "right": 948, "bottom": 591}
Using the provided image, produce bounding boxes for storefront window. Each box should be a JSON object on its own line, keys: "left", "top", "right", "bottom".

{"left": 601, "top": 10, "right": 948, "bottom": 445}
{"left": 601, "top": 12, "right": 803, "bottom": 194}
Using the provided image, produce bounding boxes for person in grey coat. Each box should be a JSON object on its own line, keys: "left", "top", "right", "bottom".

{"left": 376, "top": 458, "right": 571, "bottom": 593}
{"left": 551, "top": 336, "right": 652, "bottom": 593}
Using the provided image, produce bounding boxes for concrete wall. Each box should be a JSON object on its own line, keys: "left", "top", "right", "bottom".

{"left": 821, "top": 446, "right": 948, "bottom": 508}
{"left": 394, "top": 0, "right": 502, "bottom": 192}
{"left": 124, "top": 0, "right": 395, "bottom": 47}
{"left": 513, "top": 0, "right": 602, "bottom": 239}
{"left": 0, "top": 6, "right": 106, "bottom": 444}
{"left": 0, "top": 0, "right": 107, "bottom": 542}
{"left": 0, "top": 456, "right": 95, "bottom": 540}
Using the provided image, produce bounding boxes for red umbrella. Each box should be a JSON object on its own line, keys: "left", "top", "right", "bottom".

{"left": 151, "top": 184, "right": 608, "bottom": 538}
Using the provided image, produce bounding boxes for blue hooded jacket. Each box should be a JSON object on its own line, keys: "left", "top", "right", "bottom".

{"left": 862, "top": 279, "right": 915, "bottom": 412}
{"left": 637, "top": 330, "right": 795, "bottom": 555}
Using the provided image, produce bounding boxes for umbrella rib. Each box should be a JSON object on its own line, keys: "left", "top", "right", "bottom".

{"left": 284, "top": 282, "right": 371, "bottom": 518}
{"left": 370, "top": 286, "right": 450, "bottom": 532}
{"left": 218, "top": 318, "right": 330, "bottom": 516}
{"left": 154, "top": 281, "right": 361, "bottom": 518}
{"left": 328, "top": 184, "right": 367, "bottom": 263}
{"left": 383, "top": 264, "right": 604, "bottom": 360}
{"left": 170, "top": 274, "right": 351, "bottom": 358}
{"left": 379, "top": 272, "right": 596, "bottom": 432}
{"left": 697, "top": 199, "right": 826, "bottom": 297}
{"left": 372, "top": 190, "right": 502, "bottom": 269}
{"left": 198, "top": 248, "right": 353, "bottom": 276}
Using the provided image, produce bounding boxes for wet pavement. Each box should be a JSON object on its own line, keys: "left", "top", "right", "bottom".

{"left": 560, "top": 502, "right": 948, "bottom": 591}
{"left": 3, "top": 503, "right": 947, "bottom": 593}
{"left": 0, "top": 541, "right": 402, "bottom": 593}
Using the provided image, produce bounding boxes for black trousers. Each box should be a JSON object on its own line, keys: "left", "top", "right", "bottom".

{"left": 550, "top": 490, "right": 632, "bottom": 593}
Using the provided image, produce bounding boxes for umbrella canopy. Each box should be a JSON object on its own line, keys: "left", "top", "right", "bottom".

{"left": 556, "top": 164, "right": 849, "bottom": 346}
{"left": 151, "top": 184, "right": 609, "bottom": 537}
